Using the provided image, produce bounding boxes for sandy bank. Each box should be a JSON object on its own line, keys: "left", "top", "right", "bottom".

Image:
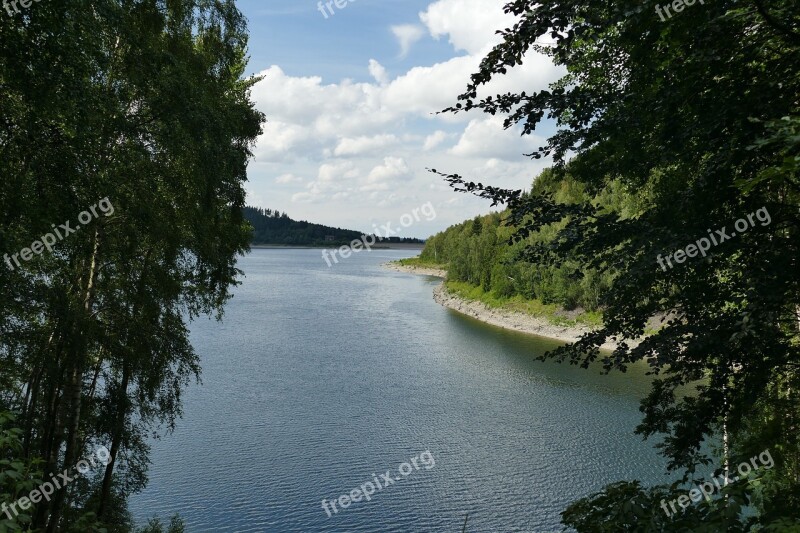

{"left": 433, "top": 284, "right": 628, "bottom": 351}
{"left": 383, "top": 262, "right": 447, "bottom": 278}
{"left": 386, "top": 261, "right": 629, "bottom": 350}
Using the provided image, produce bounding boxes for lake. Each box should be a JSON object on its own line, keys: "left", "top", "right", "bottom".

{"left": 129, "top": 248, "right": 669, "bottom": 532}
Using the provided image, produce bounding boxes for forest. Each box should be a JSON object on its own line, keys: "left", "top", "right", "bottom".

{"left": 416, "top": 169, "right": 641, "bottom": 318}
{"left": 244, "top": 207, "right": 422, "bottom": 247}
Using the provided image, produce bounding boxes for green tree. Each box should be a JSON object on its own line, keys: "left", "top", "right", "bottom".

{"left": 0, "top": 0, "right": 264, "bottom": 529}
{"left": 434, "top": 0, "right": 800, "bottom": 528}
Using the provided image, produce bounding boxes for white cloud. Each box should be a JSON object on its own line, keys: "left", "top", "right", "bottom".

{"left": 245, "top": 0, "right": 566, "bottom": 233}
{"left": 368, "top": 156, "right": 409, "bottom": 180}
{"left": 450, "top": 116, "right": 543, "bottom": 160}
{"left": 276, "top": 173, "right": 303, "bottom": 184}
{"left": 423, "top": 130, "right": 448, "bottom": 151}
{"left": 253, "top": 122, "right": 312, "bottom": 162}
{"left": 391, "top": 24, "right": 425, "bottom": 58}
{"left": 291, "top": 192, "right": 314, "bottom": 203}
{"left": 318, "top": 161, "right": 360, "bottom": 183}
{"left": 368, "top": 59, "right": 389, "bottom": 85}
{"left": 334, "top": 134, "right": 399, "bottom": 157}
{"left": 363, "top": 157, "right": 410, "bottom": 191}
{"left": 287, "top": 161, "right": 362, "bottom": 204}
{"left": 420, "top": 0, "right": 516, "bottom": 55}
{"left": 251, "top": 66, "right": 396, "bottom": 140}
{"left": 380, "top": 54, "right": 479, "bottom": 117}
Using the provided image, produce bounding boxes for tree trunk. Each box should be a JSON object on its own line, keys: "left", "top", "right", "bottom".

{"left": 97, "top": 364, "right": 129, "bottom": 519}
{"left": 46, "top": 227, "right": 101, "bottom": 533}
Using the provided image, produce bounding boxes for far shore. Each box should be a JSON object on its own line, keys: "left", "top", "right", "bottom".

{"left": 385, "top": 261, "right": 628, "bottom": 351}
{"left": 252, "top": 242, "right": 425, "bottom": 250}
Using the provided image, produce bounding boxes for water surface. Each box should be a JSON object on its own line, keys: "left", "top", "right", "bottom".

{"left": 129, "top": 248, "right": 669, "bottom": 532}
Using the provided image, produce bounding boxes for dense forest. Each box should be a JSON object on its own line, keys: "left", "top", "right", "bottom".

{"left": 418, "top": 169, "right": 643, "bottom": 316}
{"left": 244, "top": 207, "right": 423, "bottom": 247}
{"left": 426, "top": 0, "right": 800, "bottom": 530}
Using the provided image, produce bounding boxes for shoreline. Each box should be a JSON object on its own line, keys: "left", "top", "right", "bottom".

{"left": 253, "top": 243, "right": 424, "bottom": 250}
{"left": 382, "top": 262, "right": 447, "bottom": 277}
{"left": 386, "top": 261, "right": 625, "bottom": 351}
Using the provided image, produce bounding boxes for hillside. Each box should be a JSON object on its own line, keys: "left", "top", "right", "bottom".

{"left": 243, "top": 206, "right": 423, "bottom": 246}
{"left": 413, "top": 168, "right": 639, "bottom": 317}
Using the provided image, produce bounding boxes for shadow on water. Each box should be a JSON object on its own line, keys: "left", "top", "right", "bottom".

{"left": 428, "top": 279, "right": 656, "bottom": 401}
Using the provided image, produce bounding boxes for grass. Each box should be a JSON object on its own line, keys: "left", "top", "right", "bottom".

{"left": 395, "top": 256, "right": 448, "bottom": 270}
{"left": 393, "top": 257, "right": 605, "bottom": 329}
{"left": 444, "top": 280, "right": 605, "bottom": 329}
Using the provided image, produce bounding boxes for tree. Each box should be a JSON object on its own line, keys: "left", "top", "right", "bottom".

{"left": 0, "top": 0, "right": 264, "bottom": 529}
{"left": 434, "top": 0, "right": 800, "bottom": 528}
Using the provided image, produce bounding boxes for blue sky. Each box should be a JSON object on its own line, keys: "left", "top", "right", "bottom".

{"left": 237, "top": 0, "right": 564, "bottom": 238}
{"left": 239, "top": 0, "right": 456, "bottom": 79}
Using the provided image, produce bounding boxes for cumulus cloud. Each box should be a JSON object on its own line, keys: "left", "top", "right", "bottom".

{"left": 363, "top": 157, "right": 411, "bottom": 191}
{"left": 450, "top": 116, "right": 543, "bottom": 159}
{"left": 334, "top": 134, "right": 399, "bottom": 157}
{"left": 246, "top": 0, "right": 566, "bottom": 231}
{"left": 420, "top": 0, "right": 515, "bottom": 54}
{"left": 391, "top": 24, "right": 425, "bottom": 58}
{"left": 318, "top": 161, "right": 360, "bottom": 183}
{"left": 253, "top": 122, "right": 313, "bottom": 162}
{"left": 291, "top": 192, "right": 315, "bottom": 203}
{"left": 289, "top": 161, "right": 361, "bottom": 204}
{"left": 380, "top": 54, "right": 481, "bottom": 117}
{"left": 251, "top": 66, "right": 396, "bottom": 140}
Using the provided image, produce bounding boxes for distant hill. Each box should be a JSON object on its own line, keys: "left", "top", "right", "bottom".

{"left": 243, "top": 206, "right": 423, "bottom": 246}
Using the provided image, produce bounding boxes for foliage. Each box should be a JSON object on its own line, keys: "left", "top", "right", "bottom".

{"left": 134, "top": 515, "right": 185, "bottom": 533}
{"left": 396, "top": 257, "right": 446, "bottom": 270}
{"left": 0, "top": 0, "right": 263, "bottom": 529}
{"left": 434, "top": 0, "right": 800, "bottom": 529}
{"left": 445, "top": 280, "right": 603, "bottom": 328}
{"left": 0, "top": 412, "right": 41, "bottom": 533}
{"left": 419, "top": 171, "right": 627, "bottom": 314}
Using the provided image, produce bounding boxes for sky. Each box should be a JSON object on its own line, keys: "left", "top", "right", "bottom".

{"left": 237, "top": 0, "right": 565, "bottom": 239}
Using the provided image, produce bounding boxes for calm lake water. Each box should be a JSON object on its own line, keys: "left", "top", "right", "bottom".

{"left": 129, "top": 248, "right": 669, "bottom": 532}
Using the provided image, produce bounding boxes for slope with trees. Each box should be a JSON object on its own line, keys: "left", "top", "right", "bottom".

{"left": 416, "top": 169, "right": 647, "bottom": 325}
{"left": 243, "top": 206, "right": 424, "bottom": 247}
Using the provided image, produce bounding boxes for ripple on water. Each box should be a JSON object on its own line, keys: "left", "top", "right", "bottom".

{"left": 130, "top": 250, "right": 669, "bottom": 532}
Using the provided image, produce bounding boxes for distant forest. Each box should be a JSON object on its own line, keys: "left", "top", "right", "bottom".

{"left": 243, "top": 206, "right": 423, "bottom": 246}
